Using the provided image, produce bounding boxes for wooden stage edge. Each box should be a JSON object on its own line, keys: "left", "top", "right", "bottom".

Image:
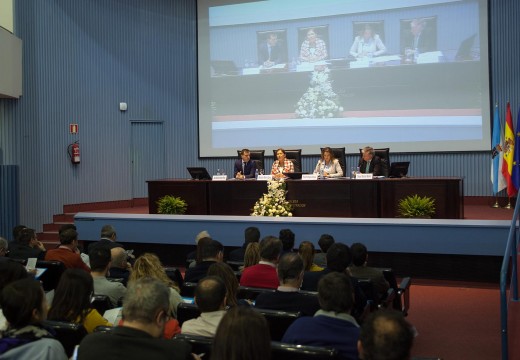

{"left": 75, "top": 213, "right": 510, "bottom": 283}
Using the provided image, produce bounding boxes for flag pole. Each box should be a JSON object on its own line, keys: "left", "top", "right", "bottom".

{"left": 492, "top": 196, "right": 501, "bottom": 208}
{"left": 505, "top": 197, "right": 512, "bottom": 209}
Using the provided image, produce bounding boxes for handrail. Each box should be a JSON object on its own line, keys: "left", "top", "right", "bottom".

{"left": 500, "top": 199, "right": 520, "bottom": 360}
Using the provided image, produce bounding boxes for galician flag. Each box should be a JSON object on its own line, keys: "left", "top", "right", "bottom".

{"left": 512, "top": 106, "right": 520, "bottom": 191}
{"left": 491, "top": 104, "right": 506, "bottom": 194}
{"left": 502, "top": 102, "right": 517, "bottom": 197}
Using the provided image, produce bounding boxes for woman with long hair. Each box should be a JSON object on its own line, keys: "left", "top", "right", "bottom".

{"left": 298, "top": 241, "right": 323, "bottom": 272}
{"left": 207, "top": 262, "right": 241, "bottom": 307}
{"left": 48, "top": 269, "right": 111, "bottom": 333}
{"left": 242, "top": 242, "right": 260, "bottom": 270}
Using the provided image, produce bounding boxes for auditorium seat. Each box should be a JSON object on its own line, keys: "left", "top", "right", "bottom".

{"left": 254, "top": 308, "right": 300, "bottom": 341}
{"left": 42, "top": 320, "right": 88, "bottom": 357}
{"left": 174, "top": 334, "right": 213, "bottom": 357}
{"left": 177, "top": 302, "right": 201, "bottom": 326}
{"left": 90, "top": 294, "right": 114, "bottom": 315}
{"left": 226, "top": 260, "right": 244, "bottom": 271}
{"left": 273, "top": 149, "right": 302, "bottom": 172}
{"left": 165, "top": 267, "right": 184, "bottom": 289}
{"left": 382, "top": 269, "right": 411, "bottom": 316}
{"left": 237, "top": 286, "right": 275, "bottom": 301}
{"left": 181, "top": 281, "right": 198, "bottom": 298}
{"left": 36, "top": 260, "right": 65, "bottom": 292}
{"left": 271, "top": 342, "right": 338, "bottom": 360}
{"left": 321, "top": 147, "right": 346, "bottom": 176}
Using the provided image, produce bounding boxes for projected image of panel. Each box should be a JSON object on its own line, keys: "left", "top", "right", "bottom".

{"left": 197, "top": 0, "right": 491, "bottom": 156}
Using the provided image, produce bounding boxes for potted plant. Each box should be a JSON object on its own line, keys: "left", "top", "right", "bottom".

{"left": 397, "top": 194, "right": 436, "bottom": 218}
{"left": 156, "top": 195, "right": 187, "bottom": 215}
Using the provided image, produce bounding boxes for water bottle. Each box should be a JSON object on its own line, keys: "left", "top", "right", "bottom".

{"left": 255, "top": 169, "right": 259, "bottom": 179}
{"left": 356, "top": 166, "right": 360, "bottom": 174}
{"left": 319, "top": 168, "right": 324, "bottom": 179}
{"left": 216, "top": 168, "right": 221, "bottom": 176}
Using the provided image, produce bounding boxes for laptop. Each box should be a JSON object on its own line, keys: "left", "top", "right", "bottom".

{"left": 455, "top": 34, "right": 476, "bottom": 61}
{"left": 388, "top": 162, "right": 410, "bottom": 178}
{"left": 283, "top": 172, "right": 305, "bottom": 179}
{"left": 211, "top": 60, "right": 239, "bottom": 75}
{"left": 187, "top": 167, "right": 212, "bottom": 180}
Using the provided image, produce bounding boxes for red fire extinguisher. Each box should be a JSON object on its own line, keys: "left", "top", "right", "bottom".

{"left": 67, "top": 141, "right": 80, "bottom": 164}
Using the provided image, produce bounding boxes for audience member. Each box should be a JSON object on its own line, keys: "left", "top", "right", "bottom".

{"left": 257, "top": 32, "right": 286, "bottom": 68}
{"left": 212, "top": 306, "right": 271, "bottom": 360}
{"left": 279, "top": 228, "right": 295, "bottom": 254}
{"left": 242, "top": 242, "right": 260, "bottom": 270}
{"left": 184, "top": 240, "right": 224, "bottom": 283}
{"left": 358, "top": 310, "right": 414, "bottom": 360}
{"left": 8, "top": 228, "right": 46, "bottom": 261}
{"left": 0, "top": 237, "right": 9, "bottom": 259}
{"left": 181, "top": 276, "right": 227, "bottom": 337}
{"left": 358, "top": 146, "right": 383, "bottom": 176}
{"left": 0, "top": 278, "right": 67, "bottom": 359}
{"left": 109, "top": 247, "right": 131, "bottom": 286}
{"left": 234, "top": 149, "right": 257, "bottom": 179}
{"left": 89, "top": 246, "right": 126, "bottom": 307}
{"left": 282, "top": 272, "right": 360, "bottom": 360}
{"left": 130, "top": 253, "right": 183, "bottom": 319}
{"left": 88, "top": 224, "right": 125, "bottom": 252}
{"left": 300, "top": 28, "right": 328, "bottom": 62}
{"left": 228, "top": 227, "right": 260, "bottom": 262}
{"left": 255, "top": 253, "right": 320, "bottom": 316}
{"left": 186, "top": 230, "right": 210, "bottom": 266}
{"left": 240, "top": 236, "right": 282, "bottom": 289}
{"left": 271, "top": 148, "right": 294, "bottom": 179}
{"left": 44, "top": 229, "right": 90, "bottom": 272}
{"left": 349, "top": 24, "right": 386, "bottom": 58}
{"left": 207, "top": 262, "right": 243, "bottom": 307}
{"left": 298, "top": 241, "right": 323, "bottom": 272}
{"left": 0, "top": 261, "right": 29, "bottom": 331}
{"left": 48, "top": 269, "right": 111, "bottom": 333}
{"left": 11, "top": 225, "right": 27, "bottom": 242}
{"left": 78, "top": 277, "right": 193, "bottom": 360}
{"left": 301, "top": 242, "right": 352, "bottom": 291}
{"left": 313, "top": 234, "right": 335, "bottom": 268}
{"left": 349, "top": 243, "right": 389, "bottom": 301}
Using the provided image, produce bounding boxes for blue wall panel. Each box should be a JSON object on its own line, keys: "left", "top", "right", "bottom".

{"left": 0, "top": 0, "right": 518, "bottom": 232}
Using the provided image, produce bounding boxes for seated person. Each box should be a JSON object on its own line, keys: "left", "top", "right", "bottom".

{"left": 186, "top": 230, "right": 210, "bottom": 267}
{"left": 45, "top": 229, "right": 91, "bottom": 272}
{"left": 358, "top": 146, "right": 383, "bottom": 176}
{"left": 271, "top": 148, "right": 294, "bottom": 179}
{"left": 181, "top": 276, "right": 227, "bottom": 337}
{"left": 234, "top": 149, "right": 257, "bottom": 179}
{"left": 0, "top": 261, "right": 29, "bottom": 331}
{"left": 298, "top": 241, "right": 323, "bottom": 272}
{"left": 109, "top": 247, "right": 131, "bottom": 286}
{"left": 300, "top": 28, "right": 328, "bottom": 62}
{"left": 313, "top": 234, "right": 335, "bottom": 268}
{"left": 240, "top": 236, "right": 282, "bottom": 289}
{"left": 8, "top": 228, "right": 46, "bottom": 261}
{"left": 255, "top": 253, "right": 320, "bottom": 316}
{"left": 314, "top": 147, "right": 343, "bottom": 177}
{"left": 0, "top": 278, "right": 67, "bottom": 359}
{"left": 184, "top": 239, "right": 224, "bottom": 283}
{"left": 257, "top": 32, "right": 286, "bottom": 68}
{"left": 348, "top": 243, "right": 389, "bottom": 302}
{"left": 282, "top": 272, "right": 360, "bottom": 360}
{"left": 228, "top": 227, "right": 260, "bottom": 262}
{"left": 48, "top": 269, "right": 112, "bottom": 333}
{"left": 403, "top": 18, "right": 436, "bottom": 54}
{"left": 349, "top": 25, "right": 386, "bottom": 58}
{"left": 89, "top": 246, "right": 127, "bottom": 307}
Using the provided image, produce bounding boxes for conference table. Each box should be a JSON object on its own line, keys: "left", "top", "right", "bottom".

{"left": 147, "top": 177, "right": 464, "bottom": 219}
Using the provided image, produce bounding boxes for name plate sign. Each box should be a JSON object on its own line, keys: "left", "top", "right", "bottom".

{"left": 355, "top": 173, "right": 373, "bottom": 179}
{"left": 212, "top": 175, "right": 228, "bottom": 181}
{"left": 302, "top": 174, "right": 318, "bottom": 180}
{"left": 257, "top": 175, "right": 273, "bottom": 181}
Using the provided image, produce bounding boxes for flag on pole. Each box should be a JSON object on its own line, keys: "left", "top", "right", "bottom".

{"left": 491, "top": 105, "right": 506, "bottom": 194}
{"left": 512, "top": 106, "right": 520, "bottom": 191}
{"left": 502, "top": 102, "right": 517, "bottom": 197}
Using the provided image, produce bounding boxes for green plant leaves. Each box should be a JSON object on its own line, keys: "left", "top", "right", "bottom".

{"left": 156, "top": 195, "right": 187, "bottom": 215}
{"left": 397, "top": 194, "right": 436, "bottom": 218}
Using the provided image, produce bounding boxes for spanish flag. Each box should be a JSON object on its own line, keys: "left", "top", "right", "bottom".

{"left": 502, "top": 102, "right": 517, "bottom": 197}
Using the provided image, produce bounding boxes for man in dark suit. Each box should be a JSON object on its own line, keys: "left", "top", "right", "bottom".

{"left": 257, "top": 33, "right": 286, "bottom": 68}
{"left": 228, "top": 227, "right": 260, "bottom": 262}
{"left": 358, "top": 146, "right": 383, "bottom": 176}
{"left": 255, "top": 252, "right": 320, "bottom": 316}
{"left": 402, "top": 18, "right": 436, "bottom": 55}
{"left": 348, "top": 243, "right": 389, "bottom": 302}
{"left": 234, "top": 149, "right": 257, "bottom": 179}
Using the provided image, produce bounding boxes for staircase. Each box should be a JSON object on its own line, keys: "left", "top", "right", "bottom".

{"left": 37, "top": 198, "right": 148, "bottom": 249}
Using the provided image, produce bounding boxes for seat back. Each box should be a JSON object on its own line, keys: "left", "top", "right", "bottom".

{"left": 181, "top": 281, "right": 198, "bottom": 298}
{"left": 226, "top": 260, "right": 244, "bottom": 271}
{"left": 321, "top": 147, "right": 346, "bottom": 176}
{"left": 382, "top": 269, "right": 411, "bottom": 315}
{"left": 273, "top": 149, "right": 302, "bottom": 172}
{"left": 358, "top": 147, "right": 390, "bottom": 177}
{"left": 174, "top": 334, "right": 213, "bottom": 357}
{"left": 177, "top": 302, "right": 201, "bottom": 326}
{"left": 165, "top": 267, "right": 184, "bottom": 289}
{"left": 255, "top": 308, "right": 300, "bottom": 341}
{"left": 36, "top": 260, "right": 65, "bottom": 291}
{"left": 355, "top": 278, "right": 377, "bottom": 308}
{"left": 91, "top": 294, "right": 114, "bottom": 315}
{"left": 271, "top": 341, "right": 338, "bottom": 360}
{"left": 42, "top": 320, "right": 88, "bottom": 357}
{"left": 237, "top": 286, "right": 275, "bottom": 301}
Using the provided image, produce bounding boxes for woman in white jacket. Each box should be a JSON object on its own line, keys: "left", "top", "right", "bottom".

{"left": 350, "top": 25, "right": 386, "bottom": 59}
{"left": 314, "top": 147, "right": 343, "bottom": 178}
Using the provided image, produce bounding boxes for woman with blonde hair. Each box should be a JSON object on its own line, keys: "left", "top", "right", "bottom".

{"left": 298, "top": 241, "right": 323, "bottom": 272}
{"left": 242, "top": 242, "right": 260, "bottom": 270}
{"left": 207, "top": 262, "right": 242, "bottom": 307}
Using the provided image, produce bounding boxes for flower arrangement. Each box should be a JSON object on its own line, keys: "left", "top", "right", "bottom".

{"left": 251, "top": 179, "right": 293, "bottom": 217}
{"left": 295, "top": 67, "right": 343, "bottom": 119}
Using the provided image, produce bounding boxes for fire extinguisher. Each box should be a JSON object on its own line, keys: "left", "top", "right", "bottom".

{"left": 67, "top": 141, "right": 80, "bottom": 164}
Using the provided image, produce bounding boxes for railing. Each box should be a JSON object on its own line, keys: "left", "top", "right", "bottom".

{"left": 500, "top": 200, "right": 520, "bottom": 360}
